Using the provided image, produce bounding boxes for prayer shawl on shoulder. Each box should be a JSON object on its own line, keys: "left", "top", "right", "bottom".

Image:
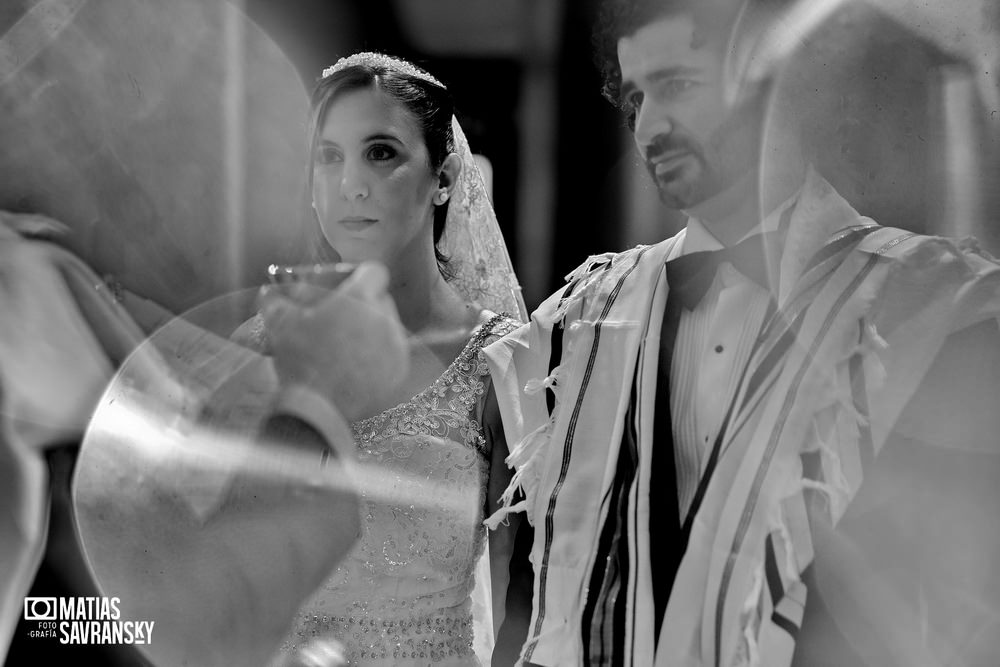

{"left": 483, "top": 172, "right": 1000, "bottom": 666}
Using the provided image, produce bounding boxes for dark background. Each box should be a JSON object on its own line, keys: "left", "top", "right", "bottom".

{"left": 2, "top": 0, "right": 996, "bottom": 314}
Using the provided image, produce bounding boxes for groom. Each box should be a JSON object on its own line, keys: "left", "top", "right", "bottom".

{"left": 488, "top": 0, "right": 1000, "bottom": 665}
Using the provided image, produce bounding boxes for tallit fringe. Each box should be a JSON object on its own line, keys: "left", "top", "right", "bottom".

{"left": 817, "top": 442, "right": 853, "bottom": 522}
{"left": 484, "top": 365, "right": 565, "bottom": 530}
{"left": 483, "top": 422, "right": 549, "bottom": 529}
{"left": 804, "top": 317, "right": 889, "bottom": 526}
{"left": 743, "top": 623, "right": 762, "bottom": 667}
{"left": 800, "top": 477, "right": 846, "bottom": 515}
{"left": 554, "top": 268, "right": 605, "bottom": 320}
{"left": 859, "top": 319, "right": 888, "bottom": 353}
{"left": 523, "top": 365, "right": 564, "bottom": 396}
{"left": 774, "top": 514, "right": 801, "bottom": 584}
{"left": 736, "top": 505, "right": 810, "bottom": 667}
{"left": 484, "top": 499, "right": 529, "bottom": 530}
{"left": 732, "top": 304, "right": 892, "bottom": 667}
{"left": 732, "top": 323, "right": 887, "bottom": 663}
{"left": 742, "top": 564, "right": 765, "bottom": 616}
{"left": 736, "top": 564, "right": 765, "bottom": 667}
{"left": 563, "top": 251, "right": 617, "bottom": 284}
{"left": 553, "top": 247, "right": 646, "bottom": 320}
{"left": 856, "top": 319, "right": 888, "bottom": 390}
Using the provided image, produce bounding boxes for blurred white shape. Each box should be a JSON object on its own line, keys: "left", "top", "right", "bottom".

{"left": 725, "top": 0, "right": 847, "bottom": 105}
{"left": 941, "top": 66, "right": 984, "bottom": 239}
{"left": 0, "top": 0, "right": 86, "bottom": 85}
{"left": 727, "top": 0, "right": 999, "bottom": 114}
{"left": 224, "top": 0, "right": 248, "bottom": 299}
{"left": 876, "top": 0, "right": 1000, "bottom": 113}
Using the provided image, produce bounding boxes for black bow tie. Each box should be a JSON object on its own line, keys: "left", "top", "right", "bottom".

{"left": 664, "top": 232, "right": 782, "bottom": 310}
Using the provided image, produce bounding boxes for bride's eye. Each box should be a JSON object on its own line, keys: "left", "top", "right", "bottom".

{"left": 315, "top": 145, "right": 342, "bottom": 165}
{"left": 367, "top": 144, "right": 397, "bottom": 162}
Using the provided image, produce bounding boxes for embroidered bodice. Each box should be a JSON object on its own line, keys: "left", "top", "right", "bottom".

{"left": 283, "top": 313, "right": 519, "bottom": 666}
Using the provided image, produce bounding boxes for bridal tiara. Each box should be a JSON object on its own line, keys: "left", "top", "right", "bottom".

{"left": 321, "top": 52, "right": 445, "bottom": 88}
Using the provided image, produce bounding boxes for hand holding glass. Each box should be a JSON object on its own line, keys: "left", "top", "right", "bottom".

{"left": 259, "top": 262, "right": 409, "bottom": 423}
{"left": 266, "top": 262, "right": 356, "bottom": 304}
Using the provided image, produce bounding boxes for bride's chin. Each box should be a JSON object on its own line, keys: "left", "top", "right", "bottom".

{"left": 330, "top": 243, "right": 382, "bottom": 266}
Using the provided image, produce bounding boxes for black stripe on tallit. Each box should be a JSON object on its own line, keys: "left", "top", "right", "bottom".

{"left": 524, "top": 249, "right": 650, "bottom": 663}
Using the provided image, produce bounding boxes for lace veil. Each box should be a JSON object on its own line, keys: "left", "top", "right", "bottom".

{"left": 440, "top": 117, "right": 527, "bottom": 321}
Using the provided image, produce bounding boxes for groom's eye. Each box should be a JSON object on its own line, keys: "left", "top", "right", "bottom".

{"left": 625, "top": 110, "right": 637, "bottom": 131}
{"left": 622, "top": 91, "right": 643, "bottom": 130}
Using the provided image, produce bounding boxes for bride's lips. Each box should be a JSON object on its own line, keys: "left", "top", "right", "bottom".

{"left": 339, "top": 216, "right": 378, "bottom": 231}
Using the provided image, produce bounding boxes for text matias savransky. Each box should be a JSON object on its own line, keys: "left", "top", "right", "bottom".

{"left": 24, "top": 596, "right": 155, "bottom": 645}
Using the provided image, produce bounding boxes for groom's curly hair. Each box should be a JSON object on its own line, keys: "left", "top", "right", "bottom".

{"left": 592, "top": 0, "right": 698, "bottom": 107}
{"left": 593, "top": 0, "right": 772, "bottom": 109}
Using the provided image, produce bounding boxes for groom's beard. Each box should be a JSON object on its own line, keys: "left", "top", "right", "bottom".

{"left": 643, "top": 114, "right": 763, "bottom": 211}
{"left": 644, "top": 131, "right": 721, "bottom": 210}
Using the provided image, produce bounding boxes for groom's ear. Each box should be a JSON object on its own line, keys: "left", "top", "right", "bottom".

{"left": 438, "top": 153, "right": 462, "bottom": 196}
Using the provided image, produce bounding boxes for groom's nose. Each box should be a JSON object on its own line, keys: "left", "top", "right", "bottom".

{"left": 633, "top": 101, "right": 674, "bottom": 155}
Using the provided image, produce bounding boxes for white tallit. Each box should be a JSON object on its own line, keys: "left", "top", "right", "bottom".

{"left": 484, "top": 170, "right": 1000, "bottom": 666}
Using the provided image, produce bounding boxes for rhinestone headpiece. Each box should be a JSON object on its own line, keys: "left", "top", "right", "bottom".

{"left": 321, "top": 52, "right": 445, "bottom": 88}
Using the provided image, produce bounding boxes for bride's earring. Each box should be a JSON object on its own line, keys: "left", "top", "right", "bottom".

{"left": 434, "top": 189, "right": 449, "bottom": 205}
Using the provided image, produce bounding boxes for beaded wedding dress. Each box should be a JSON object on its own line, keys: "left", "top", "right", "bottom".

{"left": 282, "top": 312, "right": 519, "bottom": 666}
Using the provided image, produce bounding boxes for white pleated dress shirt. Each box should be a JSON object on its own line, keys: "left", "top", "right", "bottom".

{"left": 668, "top": 215, "right": 784, "bottom": 518}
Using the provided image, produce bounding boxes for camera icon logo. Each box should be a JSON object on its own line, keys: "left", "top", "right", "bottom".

{"left": 23, "top": 597, "right": 57, "bottom": 621}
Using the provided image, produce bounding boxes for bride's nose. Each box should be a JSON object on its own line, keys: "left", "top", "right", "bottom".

{"left": 339, "top": 158, "right": 369, "bottom": 200}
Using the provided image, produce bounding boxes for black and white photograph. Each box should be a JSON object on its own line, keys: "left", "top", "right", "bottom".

{"left": 2, "top": 1, "right": 999, "bottom": 665}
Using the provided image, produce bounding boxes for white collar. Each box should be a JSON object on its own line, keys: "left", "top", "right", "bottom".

{"left": 680, "top": 186, "right": 801, "bottom": 256}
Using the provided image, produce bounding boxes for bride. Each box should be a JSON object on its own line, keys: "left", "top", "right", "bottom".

{"left": 236, "top": 53, "right": 527, "bottom": 666}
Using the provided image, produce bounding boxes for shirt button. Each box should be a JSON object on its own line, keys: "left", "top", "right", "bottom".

{"left": 714, "top": 344, "right": 724, "bottom": 353}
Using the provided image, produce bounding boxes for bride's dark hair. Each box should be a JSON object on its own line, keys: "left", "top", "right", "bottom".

{"left": 305, "top": 57, "right": 456, "bottom": 274}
